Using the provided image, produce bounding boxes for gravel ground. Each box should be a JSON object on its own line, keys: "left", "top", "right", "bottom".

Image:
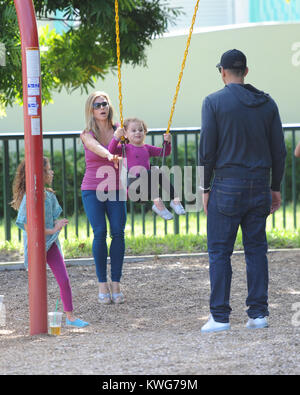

{"left": 0, "top": 250, "right": 299, "bottom": 375}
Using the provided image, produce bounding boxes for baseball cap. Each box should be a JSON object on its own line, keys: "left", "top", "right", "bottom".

{"left": 216, "top": 49, "right": 247, "bottom": 70}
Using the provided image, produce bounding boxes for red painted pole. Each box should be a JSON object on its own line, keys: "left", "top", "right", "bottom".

{"left": 14, "top": 0, "right": 47, "bottom": 335}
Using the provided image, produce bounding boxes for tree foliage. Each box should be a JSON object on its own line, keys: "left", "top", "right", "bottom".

{"left": 0, "top": 0, "right": 22, "bottom": 113}
{"left": 0, "top": 0, "right": 181, "bottom": 113}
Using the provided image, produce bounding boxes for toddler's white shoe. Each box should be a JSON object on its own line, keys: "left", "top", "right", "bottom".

{"left": 201, "top": 315, "right": 230, "bottom": 333}
{"left": 152, "top": 204, "right": 173, "bottom": 220}
{"left": 170, "top": 200, "right": 186, "bottom": 215}
{"left": 246, "top": 316, "right": 268, "bottom": 329}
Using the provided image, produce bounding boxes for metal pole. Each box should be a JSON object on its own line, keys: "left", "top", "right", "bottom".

{"left": 14, "top": 0, "right": 47, "bottom": 335}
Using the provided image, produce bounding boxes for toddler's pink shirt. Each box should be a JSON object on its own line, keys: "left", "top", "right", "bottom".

{"left": 108, "top": 137, "right": 171, "bottom": 176}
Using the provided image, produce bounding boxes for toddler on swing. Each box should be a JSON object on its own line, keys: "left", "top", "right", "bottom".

{"left": 108, "top": 117, "right": 185, "bottom": 220}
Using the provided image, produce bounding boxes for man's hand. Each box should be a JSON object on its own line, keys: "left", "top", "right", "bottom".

{"left": 270, "top": 191, "right": 281, "bottom": 214}
{"left": 202, "top": 192, "right": 210, "bottom": 216}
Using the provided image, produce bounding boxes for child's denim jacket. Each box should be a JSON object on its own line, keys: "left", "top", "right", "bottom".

{"left": 16, "top": 190, "right": 63, "bottom": 269}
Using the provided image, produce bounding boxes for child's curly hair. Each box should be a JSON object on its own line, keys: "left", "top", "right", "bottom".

{"left": 123, "top": 118, "right": 148, "bottom": 134}
{"left": 11, "top": 157, "right": 54, "bottom": 210}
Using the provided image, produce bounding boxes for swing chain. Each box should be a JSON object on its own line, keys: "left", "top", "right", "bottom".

{"left": 166, "top": 0, "right": 200, "bottom": 135}
{"left": 115, "top": 0, "right": 124, "bottom": 131}
{"left": 115, "top": 0, "right": 200, "bottom": 146}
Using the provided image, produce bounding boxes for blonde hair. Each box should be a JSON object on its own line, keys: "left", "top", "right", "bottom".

{"left": 11, "top": 157, "right": 54, "bottom": 210}
{"left": 123, "top": 118, "right": 148, "bottom": 134}
{"left": 85, "top": 91, "right": 115, "bottom": 137}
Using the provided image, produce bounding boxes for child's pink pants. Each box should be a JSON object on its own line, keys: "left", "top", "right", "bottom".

{"left": 47, "top": 243, "right": 73, "bottom": 312}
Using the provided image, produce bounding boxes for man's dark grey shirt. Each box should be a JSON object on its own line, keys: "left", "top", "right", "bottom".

{"left": 199, "top": 83, "right": 286, "bottom": 191}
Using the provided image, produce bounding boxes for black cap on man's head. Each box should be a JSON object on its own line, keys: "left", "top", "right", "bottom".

{"left": 216, "top": 49, "right": 247, "bottom": 70}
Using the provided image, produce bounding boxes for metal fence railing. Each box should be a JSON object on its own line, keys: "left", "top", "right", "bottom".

{"left": 1, "top": 125, "right": 299, "bottom": 242}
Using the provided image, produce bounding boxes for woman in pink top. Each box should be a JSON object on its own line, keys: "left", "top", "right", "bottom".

{"left": 108, "top": 117, "right": 185, "bottom": 220}
{"left": 81, "top": 91, "right": 126, "bottom": 305}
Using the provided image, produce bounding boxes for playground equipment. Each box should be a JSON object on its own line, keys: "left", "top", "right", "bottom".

{"left": 14, "top": 0, "right": 47, "bottom": 336}
{"left": 114, "top": 0, "right": 200, "bottom": 166}
{"left": 13, "top": 0, "right": 200, "bottom": 335}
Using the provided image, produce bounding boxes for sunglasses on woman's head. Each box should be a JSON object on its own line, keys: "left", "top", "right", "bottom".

{"left": 93, "top": 101, "right": 109, "bottom": 109}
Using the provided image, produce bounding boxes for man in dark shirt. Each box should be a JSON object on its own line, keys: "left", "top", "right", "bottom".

{"left": 199, "top": 49, "right": 286, "bottom": 333}
{"left": 295, "top": 141, "right": 300, "bottom": 157}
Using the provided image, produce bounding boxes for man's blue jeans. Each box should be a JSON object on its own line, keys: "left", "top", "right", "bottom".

{"left": 207, "top": 177, "right": 271, "bottom": 323}
{"left": 82, "top": 190, "right": 127, "bottom": 283}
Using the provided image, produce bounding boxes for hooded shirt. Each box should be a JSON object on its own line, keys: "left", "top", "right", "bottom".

{"left": 199, "top": 83, "right": 286, "bottom": 191}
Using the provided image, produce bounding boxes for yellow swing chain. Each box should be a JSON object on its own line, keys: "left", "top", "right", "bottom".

{"left": 115, "top": 0, "right": 200, "bottom": 137}
{"left": 115, "top": 0, "right": 124, "bottom": 130}
{"left": 166, "top": 0, "right": 200, "bottom": 134}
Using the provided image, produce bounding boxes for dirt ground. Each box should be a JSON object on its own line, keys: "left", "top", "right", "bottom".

{"left": 0, "top": 250, "right": 299, "bottom": 375}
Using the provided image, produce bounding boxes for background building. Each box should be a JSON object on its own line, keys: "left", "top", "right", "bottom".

{"left": 1, "top": 0, "right": 300, "bottom": 133}
{"left": 167, "top": 0, "right": 300, "bottom": 31}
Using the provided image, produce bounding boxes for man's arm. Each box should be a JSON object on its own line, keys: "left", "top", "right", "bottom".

{"left": 199, "top": 96, "right": 218, "bottom": 215}
{"left": 295, "top": 141, "right": 300, "bottom": 158}
{"left": 268, "top": 104, "right": 286, "bottom": 214}
{"left": 269, "top": 105, "right": 286, "bottom": 192}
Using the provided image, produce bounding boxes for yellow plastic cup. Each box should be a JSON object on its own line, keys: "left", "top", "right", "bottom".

{"left": 48, "top": 312, "right": 63, "bottom": 336}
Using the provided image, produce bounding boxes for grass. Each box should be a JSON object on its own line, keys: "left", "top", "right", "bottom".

{"left": 1, "top": 204, "right": 300, "bottom": 260}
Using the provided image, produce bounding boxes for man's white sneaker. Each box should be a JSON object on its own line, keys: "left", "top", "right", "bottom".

{"left": 246, "top": 316, "right": 268, "bottom": 329}
{"left": 152, "top": 204, "right": 173, "bottom": 220}
{"left": 201, "top": 315, "right": 230, "bottom": 333}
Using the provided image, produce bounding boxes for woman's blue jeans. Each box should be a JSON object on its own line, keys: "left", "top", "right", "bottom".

{"left": 82, "top": 190, "right": 127, "bottom": 283}
{"left": 207, "top": 177, "right": 271, "bottom": 323}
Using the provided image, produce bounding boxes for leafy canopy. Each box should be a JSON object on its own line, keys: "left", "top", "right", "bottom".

{"left": 0, "top": 0, "right": 181, "bottom": 114}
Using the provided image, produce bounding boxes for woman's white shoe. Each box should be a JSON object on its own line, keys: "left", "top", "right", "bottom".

{"left": 98, "top": 293, "right": 111, "bottom": 304}
{"left": 112, "top": 292, "right": 125, "bottom": 304}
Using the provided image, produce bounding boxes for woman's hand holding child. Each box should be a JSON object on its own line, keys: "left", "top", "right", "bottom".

{"left": 107, "top": 153, "right": 120, "bottom": 169}
{"left": 163, "top": 133, "right": 171, "bottom": 144}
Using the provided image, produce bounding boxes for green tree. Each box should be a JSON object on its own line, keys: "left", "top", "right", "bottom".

{"left": 0, "top": 0, "right": 181, "bottom": 114}
{"left": 0, "top": 0, "right": 23, "bottom": 114}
